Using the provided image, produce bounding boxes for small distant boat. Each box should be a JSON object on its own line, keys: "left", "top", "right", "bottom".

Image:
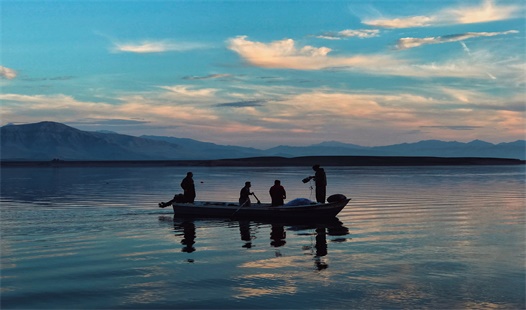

{"left": 161, "top": 194, "right": 350, "bottom": 220}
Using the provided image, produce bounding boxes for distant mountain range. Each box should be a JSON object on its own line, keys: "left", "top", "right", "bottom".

{"left": 1, "top": 121, "right": 525, "bottom": 160}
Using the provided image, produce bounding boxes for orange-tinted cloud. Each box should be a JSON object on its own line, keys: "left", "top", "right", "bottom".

{"left": 227, "top": 36, "right": 396, "bottom": 70}
{"left": 364, "top": 0, "right": 521, "bottom": 28}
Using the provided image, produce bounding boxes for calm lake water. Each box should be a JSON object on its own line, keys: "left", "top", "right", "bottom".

{"left": 1, "top": 165, "right": 525, "bottom": 309}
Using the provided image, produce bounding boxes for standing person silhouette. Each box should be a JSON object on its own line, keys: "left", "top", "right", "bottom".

{"left": 310, "top": 165, "right": 327, "bottom": 203}
{"left": 181, "top": 172, "right": 196, "bottom": 203}
{"left": 269, "top": 180, "right": 286, "bottom": 206}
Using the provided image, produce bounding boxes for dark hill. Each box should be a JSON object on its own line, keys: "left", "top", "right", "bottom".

{"left": 1, "top": 121, "right": 524, "bottom": 161}
{"left": 0, "top": 121, "right": 184, "bottom": 160}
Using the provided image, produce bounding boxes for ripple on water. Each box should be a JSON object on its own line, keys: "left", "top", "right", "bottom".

{"left": 1, "top": 165, "right": 524, "bottom": 309}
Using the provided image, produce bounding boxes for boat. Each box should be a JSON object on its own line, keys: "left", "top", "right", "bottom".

{"left": 160, "top": 194, "right": 350, "bottom": 220}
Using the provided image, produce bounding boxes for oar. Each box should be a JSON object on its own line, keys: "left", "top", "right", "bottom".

{"left": 252, "top": 192, "right": 261, "bottom": 204}
{"left": 231, "top": 199, "right": 249, "bottom": 217}
{"left": 232, "top": 192, "right": 260, "bottom": 217}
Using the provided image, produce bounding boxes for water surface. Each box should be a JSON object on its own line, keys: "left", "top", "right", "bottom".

{"left": 1, "top": 165, "right": 524, "bottom": 309}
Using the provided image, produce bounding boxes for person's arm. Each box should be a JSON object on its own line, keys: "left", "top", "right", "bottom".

{"left": 302, "top": 176, "right": 314, "bottom": 183}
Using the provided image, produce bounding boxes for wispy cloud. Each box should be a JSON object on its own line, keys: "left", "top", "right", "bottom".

{"left": 111, "top": 39, "right": 207, "bottom": 53}
{"left": 216, "top": 100, "right": 267, "bottom": 108}
{"left": 1, "top": 84, "right": 523, "bottom": 146}
{"left": 364, "top": 16, "right": 434, "bottom": 29}
{"left": 227, "top": 36, "right": 522, "bottom": 80}
{"left": 21, "top": 76, "right": 75, "bottom": 82}
{"left": 0, "top": 66, "right": 17, "bottom": 79}
{"left": 183, "top": 74, "right": 232, "bottom": 80}
{"left": 227, "top": 36, "right": 396, "bottom": 70}
{"left": 444, "top": 0, "right": 521, "bottom": 24}
{"left": 363, "top": 0, "right": 521, "bottom": 28}
{"left": 420, "top": 125, "right": 483, "bottom": 130}
{"left": 68, "top": 119, "right": 150, "bottom": 126}
{"left": 460, "top": 41, "right": 471, "bottom": 55}
{"left": 158, "top": 85, "right": 217, "bottom": 98}
{"left": 396, "top": 30, "right": 519, "bottom": 50}
{"left": 315, "top": 29, "right": 380, "bottom": 40}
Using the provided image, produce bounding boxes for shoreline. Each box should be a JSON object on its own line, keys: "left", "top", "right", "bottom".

{"left": 1, "top": 156, "right": 524, "bottom": 167}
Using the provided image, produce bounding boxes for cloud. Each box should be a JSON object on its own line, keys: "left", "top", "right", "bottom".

{"left": 363, "top": 0, "right": 521, "bottom": 28}
{"left": 21, "top": 76, "right": 75, "bottom": 82}
{"left": 396, "top": 30, "right": 519, "bottom": 50}
{"left": 0, "top": 91, "right": 220, "bottom": 133}
{"left": 183, "top": 74, "right": 232, "bottom": 80}
{"left": 364, "top": 16, "right": 434, "bottom": 28}
{"left": 1, "top": 84, "right": 523, "bottom": 147}
{"left": 444, "top": 0, "right": 521, "bottom": 24}
{"left": 0, "top": 66, "right": 17, "bottom": 79}
{"left": 227, "top": 36, "right": 397, "bottom": 70}
{"left": 158, "top": 85, "right": 217, "bottom": 98}
{"left": 316, "top": 29, "right": 380, "bottom": 40}
{"left": 216, "top": 100, "right": 267, "bottom": 108}
{"left": 227, "top": 36, "right": 523, "bottom": 80}
{"left": 111, "top": 40, "right": 207, "bottom": 53}
{"left": 68, "top": 119, "right": 150, "bottom": 126}
{"left": 460, "top": 41, "right": 471, "bottom": 55}
{"left": 420, "top": 125, "right": 483, "bottom": 131}
{"left": 248, "top": 89, "right": 526, "bottom": 145}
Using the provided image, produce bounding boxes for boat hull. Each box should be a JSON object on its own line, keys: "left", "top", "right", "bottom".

{"left": 170, "top": 199, "right": 350, "bottom": 220}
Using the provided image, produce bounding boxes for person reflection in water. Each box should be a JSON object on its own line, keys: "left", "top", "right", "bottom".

{"left": 314, "top": 227, "right": 328, "bottom": 270}
{"left": 239, "top": 220, "right": 253, "bottom": 248}
{"left": 270, "top": 224, "right": 286, "bottom": 247}
{"left": 269, "top": 180, "right": 286, "bottom": 207}
{"left": 180, "top": 221, "right": 196, "bottom": 253}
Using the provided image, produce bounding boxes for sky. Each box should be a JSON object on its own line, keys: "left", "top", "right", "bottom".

{"left": 1, "top": 0, "right": 525, "bottom": 148}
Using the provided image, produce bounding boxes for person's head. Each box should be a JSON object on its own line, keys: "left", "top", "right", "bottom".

{"left": 245, "top": 181, "right": 251, "bottom": 187}
{"left": 312, "top": 164, "right": 320, "bottom": 171}
{"left": 274, "top": 180, "right": 281, "bottom": 185}
{"left": 187, "top": 172, "right": 193, "bottom": 177}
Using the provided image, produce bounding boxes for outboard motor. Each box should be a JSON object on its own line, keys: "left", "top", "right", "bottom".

{"left": 327, "top": 194, "right": 347, "bottom": 203}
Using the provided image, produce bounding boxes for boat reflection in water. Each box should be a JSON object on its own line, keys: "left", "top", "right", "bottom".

{"left": 161, "top": 216, "right": 349, "bottom": 269}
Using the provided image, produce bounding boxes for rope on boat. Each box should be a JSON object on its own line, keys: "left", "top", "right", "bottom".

{"left": 307, "top": 179, "right": 314, "bottom": 201}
